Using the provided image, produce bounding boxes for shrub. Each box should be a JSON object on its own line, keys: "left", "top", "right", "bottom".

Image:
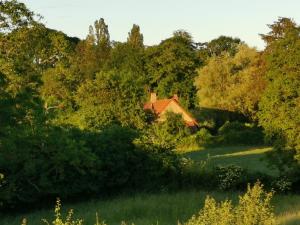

{"left": 184, "top": 182, "right": 276, "bottom": 225}
{"left": 0, "top": 126, "right": 98, "bottom": 208}
{"left": 235, "top": 182, "right": 275, "bottom": 225}
{"left": 180, "top": 157, "right": 216, "bottom": 189}
{"left": 0, "top": 124, "right": 184, "bottom": 209}
{"left": 42, "top": 198, "right": 83, "bottom": 225}
{"left": 217, "top": 121, "right": 264, "bottom": 145}
{"left": 214, "top": 165, "right": 245, "bottom": 190}
{"left": 177, "top": 134, "right": 200, "bottom": 152}
{"left": 137, "top": 112, "right": 190, "bottom": 149}
{"left": 271, "top": 176, "right": 292, "bottom": 193}
{"left": 185, "top": 196, "right": 234, "bottom": 225}
{"left": 196, "top": 128, "right": 212, "bottom": 143}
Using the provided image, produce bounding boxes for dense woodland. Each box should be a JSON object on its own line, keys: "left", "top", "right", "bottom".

{"left": 0, "top": 0, "right": 299, "bottom": 210}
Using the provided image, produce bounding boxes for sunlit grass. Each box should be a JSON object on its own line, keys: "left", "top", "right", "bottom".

{"left": 183, "top": 146, "right": 277, "bottom": 175}
{"left": 1, "top": 190, "right": 300, "bottom": 225}
{"left": 1, "top": 146, "right": 294, "bottom": 225}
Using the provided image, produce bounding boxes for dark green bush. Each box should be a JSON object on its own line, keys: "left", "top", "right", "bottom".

{"left": 216, "top": 121, "right": 264, "bottom": 145}
{"left": 138, "top": 112, "right": 190, "bottom": 149}
{"left": 213, "top": 165, "right": 246, "bottom": 190}
{"left": 192, "top": 108, "right": 247, "bottom": 134}
{"left": 0, "top": 126, "right": 98, "bottom": 208}
{"left": 0, "top": 124, "right": 184, "bottom": 209}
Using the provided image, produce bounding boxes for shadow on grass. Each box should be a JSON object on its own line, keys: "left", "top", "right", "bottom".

{"left": 184, "top": 146, "right": 277, "bottom": 175}
{"left": 282, "top": 217, "right": 300, "bottom": 225}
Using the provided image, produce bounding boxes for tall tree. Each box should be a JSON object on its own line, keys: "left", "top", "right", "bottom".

{"left": 127, "top": 24, "right": 144, "bottom": 48}
{"left": 145, "top": 30, "right": 200, "bottom": 108}
{"left": 0, "top": 1, "right": 44, "bottom": 130}
{"left": 94, "top": 18, "right": 111, "bottom": 56}
{"left": 258, "top": 18, "right": 300, "bottom": 166}
{"left": 73, "top": 18, "right": 111, "bottom": 80}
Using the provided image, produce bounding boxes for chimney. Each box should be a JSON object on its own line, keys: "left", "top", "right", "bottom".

{"left": 150, "top": 92, "right": 157, "bottom": 103}
{"left": 172, "top": 94, "right": 179, "bottom": 101}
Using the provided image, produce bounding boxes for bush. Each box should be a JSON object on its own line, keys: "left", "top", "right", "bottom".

{"left": 0, "top": 126, "right": 98, "bottom": 208}
{"left": 214, "top": 165, "right": 245, "bottom": 190}
{"left": 217, "top": 121, "right": 264, "bottom": 145}
{"left": 271, "top": 176, "right": 292, "bottom": 193}
{"left": 137, "top": 112, "right": 190, "bottom": 149}
{"left": 196, "top": 128, "right": 212, "bottom": 143}
{"left": 42, "top": 199, "right": 84, "bottom": 225}
{"left": 177, "top": 134, "right": 200, "bottom": 152}
{"left": 0, "top": 124, "right": 184, "bottom": 209}
{"left": 184, "top": 182, "right": 276, "bottom": 225}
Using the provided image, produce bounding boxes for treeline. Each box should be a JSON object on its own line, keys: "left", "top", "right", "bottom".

{"left": 0, "top": 0, "right": 299, "bottom": 209}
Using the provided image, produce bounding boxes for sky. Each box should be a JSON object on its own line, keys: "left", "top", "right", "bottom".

{"left": 21, "top": 0, "right": 300, "bottom": 50}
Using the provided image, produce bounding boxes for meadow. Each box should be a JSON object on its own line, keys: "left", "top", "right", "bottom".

{"left": 1, "top": 146, "right": 299, "bottom": 225}
{"left": 1, "top": 189, "right": 300, "bottom": 225}
{"left": 183, "top": 145, "right": 277, "bottom": 175}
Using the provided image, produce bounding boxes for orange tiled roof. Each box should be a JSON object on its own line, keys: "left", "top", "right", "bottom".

{"left": 185, "top": 120, "right": 198, "bottom": 127}
{"left": 144, "top": 99, "right": 173, "bottom": 114}
{"left": 144, "top": 97, "right": 198, "bottom": 127}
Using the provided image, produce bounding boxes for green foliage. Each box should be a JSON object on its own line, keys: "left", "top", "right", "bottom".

{"left": 197, "top": 36, "right": 242, "bottom": 63}
{"left": 0, "top": 123, "right": 184, "bottom": 208}
{"left": 74, "top": 70, "right": 147, "bottom": 130}
{"left": 145, "top": 31, "right": 200, "bottom": 108}
{"left": 0, "top": 0, "right": 35, "bottom": 32}
{"left": 137, "top": 112, "right": 190, "bottom": 149}
{"left": 216, "top": 121, "right": 264, "bottom": 146}
{"left": 235, "top": 183, "right": 275, "bottom": 225}
{"left": 42, "top": 199, "right": 83, "bottom": 225}
{"left": 0, "top": 126, "right": 97, "bottom": 207}
{"left": 127, "top": 24, "right": 144, "bottom": 49}
{"left": 196, "top": 128, "right": 212, "bottom": 143}
{"left": 1, "top": 0, "right": 298, "bottom": 214}
{"left": 72, "top": 18, "right": 111, "bottom": 81}
{"left": 258, "top": 17, "right": 300, "bottom": 165}
{"left": 184, "top": 182, "right": 276, "bottom": 225}
{"left": 214, "top": 165, "right": 245, "bottom": 190}
{"left": 195, "top": 44, "right": 266, "bottom": 119}
{"left": 89, "top": 18, "right": 111, "bottom": 64}
{"left": 271, "top": 177, "right": 292, "bottom": 193}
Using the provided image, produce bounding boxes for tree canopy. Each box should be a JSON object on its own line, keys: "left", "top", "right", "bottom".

{"left": 258, "top": 18, "right": 300, "bottom": 164}
{"left": 195, "top": 44, "right": 266, "bottom": 119}
{"left": 145, "top": 31, "right": 200, "bottom": 108}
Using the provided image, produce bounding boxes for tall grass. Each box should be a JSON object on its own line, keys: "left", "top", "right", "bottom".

{"left": 1, "top": 190, "right": 300, "bottom": 225}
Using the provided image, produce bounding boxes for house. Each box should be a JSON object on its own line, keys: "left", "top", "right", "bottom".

{"left": 143, "top": 93, "right": 198, "bottom": 128}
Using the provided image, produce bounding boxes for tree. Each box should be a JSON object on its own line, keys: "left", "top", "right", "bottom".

{"left": 38, "top": 29, "right": 80, "bottom": 121}
{"left": 73, "top": 70, "right": 147, "bottom": 130}
{"left": 93, "top": 18, "right": 111, "bottom": 58}
{"left": 145, "top": 30, "right": 200, "bottom": 108}
{"left": 127, "top": 24, "right": 144, "bottom": 48}
{"left": 195, "top": 44, "right": 266, "bottom": 119}
{"left": 197, "top": 36, "right": 242, "bottom": 63}
{"left": 73, "top": 18, "right": 111, "bottom": 80}
{"left": 0, "top": 0, "right": 35, "bottom": 32}
{"left": 0, "top": 12, "right": 45, "bottom": 130}
{"left": 258, "top": 18, "right": 300, "bottom": 165}
{"left": 106, "top": 41, "right": 146, "bottom": 79}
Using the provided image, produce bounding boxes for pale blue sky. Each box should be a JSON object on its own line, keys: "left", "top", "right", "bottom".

{"left": 21, "top": 0, "right": 300, "bottom": 49}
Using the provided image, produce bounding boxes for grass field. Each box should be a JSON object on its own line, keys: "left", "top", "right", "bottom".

{"left": 2, "top": 146, "right": 298, "bottom": 225}
{"left": 1, "top": 190, "right": 300, "bottom": 225}
{"left": 183, "top": 145, "right": 277, "bottom": 175}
